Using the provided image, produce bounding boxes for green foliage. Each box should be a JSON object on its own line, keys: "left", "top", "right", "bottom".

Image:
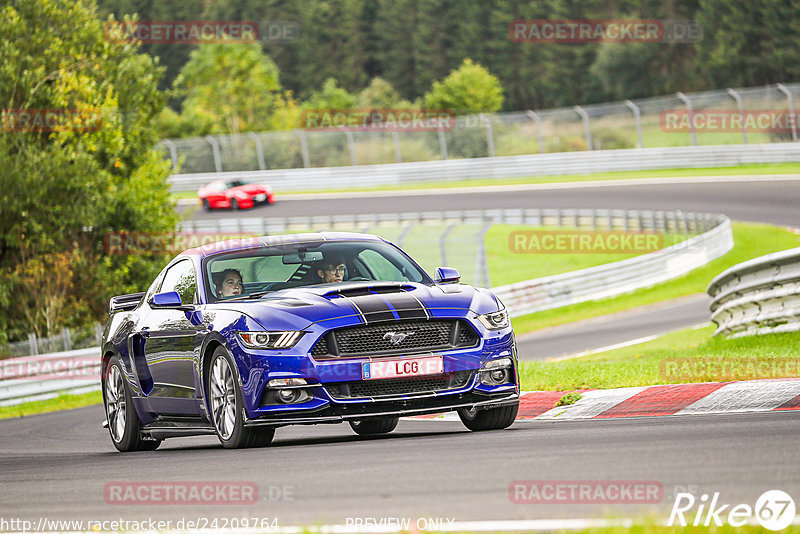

{"left": 303, "top": 78, "right": 358, "bottom": 110}
{"left": 424, "top": 59, "right": 504, "bottom": 115}
{"left": 174, "top": 42, "right": 290, "bottom": 135}
{"left": 357, "top": 77, "right": 408, "bottom": 108}
{"left": 0, "top": 0, "right": 177, "bottom": 342}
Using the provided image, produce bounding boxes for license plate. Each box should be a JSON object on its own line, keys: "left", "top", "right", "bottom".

{"left": 362, "top": 355, "right": 443, "bottom": 380}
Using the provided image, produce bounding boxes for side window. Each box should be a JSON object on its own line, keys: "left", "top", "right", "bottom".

{"left": 358, "top": 249, "right": 404, "bottom": 281}
{"left": 159, "top": 260, "right": 197, "bottom": 305}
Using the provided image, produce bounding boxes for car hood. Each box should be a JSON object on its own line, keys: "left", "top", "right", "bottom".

{"left": 210, "top": 281, "right": 501, "bottom": 331}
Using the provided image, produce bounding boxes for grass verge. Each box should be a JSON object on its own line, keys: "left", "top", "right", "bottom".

{"left": 511, "top": 222, "right": 800, "bottom": 335}
{"left": 170, "top": 162, "right": 800, "bottom": 199}
{"left": 0, "top": 390, "right": 102, "bottom": 420}
{"left": 518, "top": 325, "right": 800, "bottom": 391}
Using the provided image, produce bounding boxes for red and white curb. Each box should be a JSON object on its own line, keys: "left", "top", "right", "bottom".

{"left": 409, "top": 378, "right": 800, "bottom": 421}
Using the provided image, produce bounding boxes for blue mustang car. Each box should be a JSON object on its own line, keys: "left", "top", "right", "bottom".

{"left": 101, "top": 232, "right": 519, "bottom": 451}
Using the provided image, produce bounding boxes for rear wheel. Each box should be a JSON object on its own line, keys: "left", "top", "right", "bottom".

{"left": 207, "top": 346, "right": 274, "bottom": 448}
{"left": 458, "top": 404, "right": 518, "bottom": 431}
{"left": 103, "top": 356, "right": 161, "bottom": 452}
{"left": 202, "top": 198, "right": 211, "bottom": 211}
{"left": 349, "top": 416, "right": 399, "bottom": 435}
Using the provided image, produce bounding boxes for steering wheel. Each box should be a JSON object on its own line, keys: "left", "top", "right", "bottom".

{"left": 347, "top": 276, "right": 370, "bottom": 281}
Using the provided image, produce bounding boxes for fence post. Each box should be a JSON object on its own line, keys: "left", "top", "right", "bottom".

{"left": 624, "top": 100, "right": 644, "bottom": 148}
{"left": 574, "top": 106, "right": 593, "bottom": 150}
{"left": 437, "top": 124, "right": 448, "bottom": 160}
{"left": 392, "top": 131, "right": 403, "bottom": 163}
{"left": 247, "top": 132, "right": 266, "bottom": 170}
{"left": 479, "top": 114, "right": 496, "bottom": 157}
{"left": 204, "top": 135, "right": 223, "bottom": 172}
{"left": 94, "top": 323, "right": 104, "bottom": 346}
{"left": 476, "top": 221, "right": 493, "bottom": 288}
{"left": 726, "top": 88, "right": 748, "bottom": 144}
{"left": 776, "top": 83, "right": 798, "bottom": 142}
{"left": 62, "top": 328, "right": 72, "bottom": 351}
{"left": 525, "top": 110, "right": 545, "bottom": 154}
{"left": 28, "top": 333, "right": 38, "bottom": 356}
{"left": 341, "top": 127, "right": 358, "bottom": 165}
{"left": 397, "top": 223, "right": 416, "bottom": 247}
{"left": 293, "top": 129, "right": 311, "bottom": 168}
{"left": 676, "top": 92, "right": 697, "bottom": 146}
{"left": 439, "top": 223, "right": 457, "bottom": 266}
{"left": 161, "top": 139, "right": 179, "bottom": 171}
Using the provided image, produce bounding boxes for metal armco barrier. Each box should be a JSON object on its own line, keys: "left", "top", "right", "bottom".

{"left": 2, "top": 208, "right": 733, "bottom": 405}
{"left": 492, "top": 211, "right": 732, "bottom": 317}
{"left": 167, "top": 143, "right": 800, "bottom": 193}
{"left": 708, "top": 247, "right": 800, "bottom": 337}
{"left": 0, "top": 348, "right": 100, "bottom": 406}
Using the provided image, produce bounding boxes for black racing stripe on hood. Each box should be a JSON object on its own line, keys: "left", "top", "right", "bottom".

{"left": 383, "top": 292, "right": 428, "bottom": 320}
{"left": 345, "top": 291, "right": 396, "bottom": 323}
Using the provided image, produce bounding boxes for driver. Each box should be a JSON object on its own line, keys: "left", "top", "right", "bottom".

{"left": 316, "top": 253, "right": 346, "bottom": 283}
{"left": 212, "top": 268, "right": 244, "bottom": 297}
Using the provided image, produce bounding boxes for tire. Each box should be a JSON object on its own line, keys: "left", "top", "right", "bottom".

{"left": 202, "top": 198, "right": 211, "bottom": 211}
{"left": 231, "top": 198, "right": 239, "bottom": 210}
{"left": 458, "top": 404, "right": 518, "bottom": 431}
{"left": 349, "top": 416, "right": 399, "bottom": 435}
{"left": 103, "top": 356, "right": 162, "bottom": 452}
{"left": 206, "top": 346, "right": 275, "bottom": 449}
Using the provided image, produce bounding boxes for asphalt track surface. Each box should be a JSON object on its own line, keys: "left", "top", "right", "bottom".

{"left": 185, "top": 178, "right": 800, "bottom": 227}
{"left": 515, "top": 294, "right": 711, "bottom": 361}
{"left": 2, "top": 405, "right": 800, "bottom": 526}
{"left": 3, "top": 176, "right": 800, "bottom": 528}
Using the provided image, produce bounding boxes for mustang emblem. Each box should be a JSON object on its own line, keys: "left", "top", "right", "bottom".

{"left": 382, "top": 331, "right": 414, "bottom": 345}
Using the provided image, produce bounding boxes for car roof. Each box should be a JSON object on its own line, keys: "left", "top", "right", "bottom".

{"left": 180, "top": 231, "right": 386, "bottom": 258}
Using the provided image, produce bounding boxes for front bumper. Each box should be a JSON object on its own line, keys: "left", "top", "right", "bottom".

{"left": 243, "top": 389, "right": 519, "bottom": 427}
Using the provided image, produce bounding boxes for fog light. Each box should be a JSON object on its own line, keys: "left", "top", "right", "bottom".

{"left": 489, "top": 369, "right": 506, "bottom": 382}
{"left": 277, "top": 389, "right": 299, "bottom": 403}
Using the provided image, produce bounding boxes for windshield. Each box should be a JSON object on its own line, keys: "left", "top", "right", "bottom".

{"left": 203, "top": 240, "right": 431, "bottom": 301}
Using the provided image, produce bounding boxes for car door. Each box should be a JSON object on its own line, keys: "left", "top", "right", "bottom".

{"left": 139, "top": 259, "right": 205, "bottom": 415}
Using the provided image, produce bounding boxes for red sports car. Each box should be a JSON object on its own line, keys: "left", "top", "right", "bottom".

{"left": 198, "top": 179, "right": 274, "bottom": 210}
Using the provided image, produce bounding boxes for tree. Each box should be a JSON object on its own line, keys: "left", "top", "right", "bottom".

{"left": 174, "top": 42, "right": 290, "bottom": 135}
{"left": 303, "top": 78, "right": 358, "bottom": 109}
{"left": 357, "top": 77, "right": 409, "bottom": 108}
{"left": 424, "top": 59, "right": 504, "bottom": 114}
{"left": 0, "top": 0, "right": 178, "bottom": 342}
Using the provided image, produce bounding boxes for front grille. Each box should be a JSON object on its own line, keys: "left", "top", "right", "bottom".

{"left": 325, "top": 371, "right": 474, "bottom": 399}
{"left": 311, "top": 319, "right": 478, "bottom": 359}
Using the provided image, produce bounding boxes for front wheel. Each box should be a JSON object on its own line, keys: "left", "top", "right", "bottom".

{"left": 201, "top": 198, "right": 211, "bottom": 211}
{"left": 103, "top": 356, "right": 161, "bottom": 452}
{"left": 207, "top": 347, "right": 274, "bottom": 449}
{"left": 349, "top": 416, "right": 399, "bottom": 435}
{"left": 230, "top": 198, "right": 239, "bottom": 210}
{"left": 458, "top": 404, "right": 518, "bottom": 431}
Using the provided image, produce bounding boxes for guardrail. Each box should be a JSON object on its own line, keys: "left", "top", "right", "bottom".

{"left": 492, "top": 211, "right": 732, "bottom": 316}
{"left": 168, "top": 143, "right": 800, "bottom": 193}
{"left": 0, "top": 348, "right": 100, "bottom": 406}
{"left": 2, "top": 208, "right": 733, "bottom": 406}
{"left": 708, "top": 247, "right": 800, "bottom": 337}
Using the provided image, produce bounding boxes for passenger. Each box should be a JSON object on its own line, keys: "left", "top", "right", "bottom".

{"left": 212, "top": 268, "right": 244, "bottom": 297}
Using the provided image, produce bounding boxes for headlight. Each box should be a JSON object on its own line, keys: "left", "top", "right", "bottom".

{"left": 477, "top": 309, "right": 509, "bottom": 330}
{"left": 237, "top": 331, "right": 304, "bottom": 349}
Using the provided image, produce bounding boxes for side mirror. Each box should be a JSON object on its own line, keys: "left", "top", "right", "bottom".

{"left": 150, "top": 291, "right": 183, "bottom": 308}
{"left": 434, "top": 267, "right": 461, "bottom": 284}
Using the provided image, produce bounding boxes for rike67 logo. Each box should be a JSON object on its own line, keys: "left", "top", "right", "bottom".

{"left": 669, "top": 490, "right": 796, "bottom": 530}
